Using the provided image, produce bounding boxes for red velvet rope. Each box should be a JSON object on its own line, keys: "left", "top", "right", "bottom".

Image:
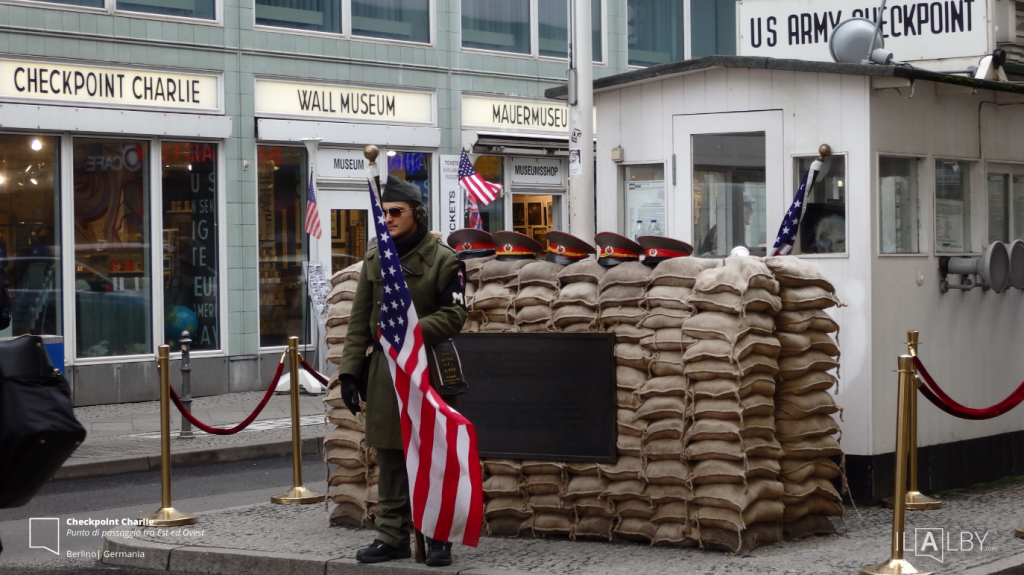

{"left": 299, "top": 358, "right": 330, "bottom": 386}
{"left": 913, "top": 357, "right": 1024, "bottom": 420}
{"left": 169, "top": 362, "right": 285, "bottom": 435}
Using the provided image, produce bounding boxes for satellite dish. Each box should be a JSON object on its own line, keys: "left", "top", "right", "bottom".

{"left": 829, "top": 18, "right": 887, "bottom": 64}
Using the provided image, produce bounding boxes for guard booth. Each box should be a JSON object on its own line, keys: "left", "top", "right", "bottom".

{"left": 546, "top": 55, "right": 1024, "bottom": 500}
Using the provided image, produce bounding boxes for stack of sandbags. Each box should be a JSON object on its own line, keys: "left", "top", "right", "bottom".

{"left": 765, "top": 256, "right": 845, "bottom": 540}
{"left": 324, "top": 393, "right": 379, "bottom": 528}
{"left": 520, "top": 460, "right": 573, "bottom": 537}
{"left": 514, "top": 261, "right": 563, "bottom": 332}
{"left": 482, "top": 459, "right": 531, "bottom": 536}
{"left": 551, "top": 260, "right": 605, "bottom": 333}
{"left": 325, "top": 261, "right": 362, "bottom": 366}
{"left": 475, "top": 259, "right": 535, "bottom": 332}
{"left": 681, "top": 257, "right": 787, "bottom": 553}
{"left": 461, "top": 255, "right": 494, "bottom": 333}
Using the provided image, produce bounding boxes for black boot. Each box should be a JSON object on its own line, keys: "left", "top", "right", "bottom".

{"left": 355, "top": 539, "right": 411, "bottom": 563}
{"left": 425, "top": 539, "right": 453, "bottom": 567}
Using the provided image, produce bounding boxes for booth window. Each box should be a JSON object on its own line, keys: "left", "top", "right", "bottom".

{"left": 352, "top": 0, "right": 430, "bottom": 43}
{"left": 987, "top": 172, "right": 1009, "bottom": 244}
{"left": 387, "top": 151, "right": 431, "bottom": 216}
{"left": 118, "top": 0, "right": 215, "bottom": 19}
{"left": 538, "top": 0, "right": 603, "bottom": 61}
{"left": 934, "top": 159, "right": 971, "bottom": 253}
{"left": 73, "top": 138, "right": 152, "bottom": 358}
{"left": 879, "top": 156, "right": 920, "bottom": 254}
{"left": 627, "top": 0, "right": 684, "bottom": 66}
{"left": 622, "top": 165, "right": 666, "bottom": 241}
{"left": 257, "top": 146, "right": 308, "bottom": 348}
{"left": 794, "top": 155, "right": 846, "bottom": 254}
{"left": 256, "top": 0, "right": 342, "bottom": 33}
{"left": 692, "top": 133, "right": 766, "bottom": 257}
{"left": 0, "top": 134, "right": 62, "bottom": 339}
{"left": 466, "top": 155, "right": 504, "bottom": 233}
{"left": 161, "top": 142, "right": 219, "bottom": 351}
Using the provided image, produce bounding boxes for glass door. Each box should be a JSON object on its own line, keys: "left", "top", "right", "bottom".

{"left": 315, "top": 188, "right": 371, "bottom": 277}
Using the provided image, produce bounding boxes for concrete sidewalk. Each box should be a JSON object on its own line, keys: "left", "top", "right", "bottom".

{"left": 101, "top": 477, "right": 1024, "bottom": 575}
{"left": 60, "top": 389, "right": 329, "bottom": 481}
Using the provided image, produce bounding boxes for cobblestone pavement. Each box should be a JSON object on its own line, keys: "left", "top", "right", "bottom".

{"left": 126, "top": 478, "right": 1024, "bottom": 575}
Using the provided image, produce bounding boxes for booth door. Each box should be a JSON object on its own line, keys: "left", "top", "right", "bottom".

{"left": 315, "top": 189, "right": 371, "bottom": 277}
{"left": 986, "top": 163, "right": 1024, "bottom": 244}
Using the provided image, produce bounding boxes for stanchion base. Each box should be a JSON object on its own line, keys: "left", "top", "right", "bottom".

{"left": 1015, "top": 526, "right": 1024, "bottom": 538}
{"left": 882, "top": 491, "right": 943, "bottom": 510}
{"left": 139, "top": 507, "right": 197, "bottom": 527}
{"left": 271, "top": 486, "right": 326, "bottom": 504}
{"left": 860, "top": 559, "right": 932, "bottom": 575}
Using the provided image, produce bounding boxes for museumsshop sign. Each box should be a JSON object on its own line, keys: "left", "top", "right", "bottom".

{"left": 737, "top": 0, "right": 989, "bottom": 62}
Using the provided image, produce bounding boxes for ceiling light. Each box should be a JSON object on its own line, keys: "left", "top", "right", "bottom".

{"left": 30, "top": 139, "right": 42, "bottom": 151}
{"left": 0, "top": 175, "right": 4, "bottom": 184}
{"left": 386, "top": 150, "right": 397, "bottom": 157}
{"left": 30, "top": 178, "right": 38, "bottom": 185}
{"left": 24, "top": 165, "right": 31, "bottom": 173}
{"left": 187, "top": 165, "right": 192, "bottom": 171}
{"left": 837, "top": 180, "right": 844, "bottom": 188}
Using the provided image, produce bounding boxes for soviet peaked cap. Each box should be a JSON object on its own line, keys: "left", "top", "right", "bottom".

{"left": 447, "top": 228, "right": 496, "bottom": 260}
{"left": 594, "top": 232, "right": 642, "bottom": 267}
{"left": 492, "top": 230, "right": 542, "bottom": 261}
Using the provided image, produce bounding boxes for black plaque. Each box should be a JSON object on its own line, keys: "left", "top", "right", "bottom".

{"left": 453, "top": 333, "right": 616, "bottom": 462}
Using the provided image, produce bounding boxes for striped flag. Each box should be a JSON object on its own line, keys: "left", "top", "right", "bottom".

{"left": 366, "top": 178, "right": 484, "bottom": 547}
{"left": 458, "top": 149, "right": 502, "bottom": 206}
{"left": 305, "top": 169, "right": 322, "bottom": 239}
{"left": 769, "top": 159, "right": 821, "bottom": 256}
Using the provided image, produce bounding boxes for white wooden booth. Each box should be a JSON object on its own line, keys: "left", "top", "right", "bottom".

{"left": 547, "top": 55, "right": 1024, "bottom": 500}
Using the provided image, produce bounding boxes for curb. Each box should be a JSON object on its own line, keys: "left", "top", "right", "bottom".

{"left": 54, "top": 435, "right": 325, "bottom": 482}
{"left": 102, "top": 537, "right": 535, "bottom": 575}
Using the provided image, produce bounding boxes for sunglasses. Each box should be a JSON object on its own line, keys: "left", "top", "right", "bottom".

{"left": 385, "top": 207, "right": 412, "bottom": 218}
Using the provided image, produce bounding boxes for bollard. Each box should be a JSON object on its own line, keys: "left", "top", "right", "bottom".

{"left": 271, "top": 337, "right": 326, "bottom": 504}
{"left": 178, "top": 331, "right": 194, "bottom": 440}
{"left": 860, "top": 355, "right": 932, "bottom": 575}
{"left": 884, "top": 331, "right": 942, "bottom": 511}
{"left": 140, "top": 345, "right": 197, "bottom": 527}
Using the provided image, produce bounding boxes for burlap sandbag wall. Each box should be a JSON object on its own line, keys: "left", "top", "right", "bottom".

{"left": 320, "top": 255, "right": 846, "bottom": 552}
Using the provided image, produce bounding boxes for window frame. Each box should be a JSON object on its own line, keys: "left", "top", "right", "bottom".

{"left": 1, "top": 0, "right": 224, "bottom": 25}
{"left": 252, "top": 0, "right": 437, "bottom": 48}
{"left": 460, "top": 0, "right": 607, "bottom": 65}
{"left": 876, "top": 153, "right": 925, "bottom": 258}
{"left": 789, "top": 152, "right": 848, "bottom": 257}
{"left": 983, "top": 161, "right": 1024, "bottom": 245}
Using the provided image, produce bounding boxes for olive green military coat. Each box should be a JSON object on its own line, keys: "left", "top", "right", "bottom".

{"left": 338, "top": 233, "right": 468, "bottom": 450}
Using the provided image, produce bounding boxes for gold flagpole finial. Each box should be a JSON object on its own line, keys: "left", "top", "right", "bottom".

{"left": 818, "top": 144, "right": 832, "bottom": 161}
{"left": 364, "top": 145, "right": 379, "bottom": 164}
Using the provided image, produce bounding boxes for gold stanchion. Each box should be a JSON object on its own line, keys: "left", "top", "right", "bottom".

{"left": 884, "top": 331, "right": 942, "bottom": 511}
{"left": 861, "top": 355, "right": 932, "bottom": 575}
{"left": 140, "top": 346, "right": 197, "bottom": 527}
{"left": 271, "top": 337, "right": 326, "bottom": 504}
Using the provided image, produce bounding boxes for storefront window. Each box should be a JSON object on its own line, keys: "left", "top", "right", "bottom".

{"left": 690, "top": 0, "right": 736, "bottom": 58}
{"left": 935, "top": 159, "right": 971, "bottom": 253}
{"left": 0, "top": 134, "right": 62, "bottom": 338}
{"left": 118, "top": 0, "right": 216, "bottom": 19}
{"left": 387, "top": 151, "right": 431, "bottom": 215}
{"left": 258, "top": 146, "right": 307, "bottom": 348}
{"left": 162, "top": 142, "right": 219, "bottom": 351}
{"left": 879, "top": 156, "right": 920, "bottom": 254}
{"left": 73, "top": 138, "right": 152, "bottom": 358}
{"left": 623, "top": 165, "right": 666, "bottom": 241}
{"left": 538, "top": 0, "right": 603, "bottom": 61}
{"left": 352, "top": 0, "right": 429, "bottom": 42}
{"left": 467, "top": 155, "right": 505, "bottom": 233}
{"left": 627, "top": 0, "right": 684, "bottom": 66}
{"left": 462, "top": 0, "right": 531, "bottom": 54}
{"left": 35, "top": 0, "right": 102, "bottom": 7}
{"left": 692, "top": 133, "right": 766, "bottom": 257}
{"left": 256, "top": 0, "right": 341, "bottom": 32}
{"left": 795, "top": 155, "right": 845, "bottom": 254}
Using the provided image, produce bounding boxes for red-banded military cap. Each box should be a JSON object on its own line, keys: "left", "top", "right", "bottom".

{"left": 447, "top": 228, "right": 496, "bottom": 260}
{"left": 492, "top": 230, "right": 541, "bottom": 261}
{"left": 637, "top": 235, "right": 694, "bottom": 266}
{"left": 544, "top": 231, "right": 595, "bottom": 264}
{"left": 594, "top": 232, "right": 642, "bottom": 267}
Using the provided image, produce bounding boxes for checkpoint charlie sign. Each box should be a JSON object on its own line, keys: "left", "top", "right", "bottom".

{"left": 737, "top": 0, "right": 989, "bottom": 62}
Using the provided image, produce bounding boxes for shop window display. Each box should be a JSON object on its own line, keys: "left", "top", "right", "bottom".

{"left": 73, "top": 138, "right": 152, "bottom": 357}
{"left": 162, "top": 142, "right": 219, "bottom": 351}
{"left": 0, "top": 134, "right": 62, "bottom": 338}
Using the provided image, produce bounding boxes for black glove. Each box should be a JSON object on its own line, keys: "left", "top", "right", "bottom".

{"left": 340, "top": 374, "right": 362, "bottom": 415}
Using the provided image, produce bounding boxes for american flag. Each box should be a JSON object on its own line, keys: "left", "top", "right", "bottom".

{"left": 458, "top": 149, "right": 502, "bottom": 206}
{"left": 366, "top": 178, "right": 484, "bottom": 547}
{"left": 305, "top": 169, "right": 322, "bottom": 239}
{"left": 769, "top": 159, "right": 821, "bottom": 256}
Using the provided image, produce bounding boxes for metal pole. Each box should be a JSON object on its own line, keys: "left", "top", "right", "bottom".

{"left": 178, "top": 331, "right": 194, "bottom": 439}
{"left": 140, "top": 345, "right": 197, "bottom": 527}
{"left": 860, "top": 355, "right": 931, "bottom": 575}
{"left": 567, "top": 0, "right": 595, "bottom": 240}
{"left": 271, "top": 337, "right": 325, "bottom": 504}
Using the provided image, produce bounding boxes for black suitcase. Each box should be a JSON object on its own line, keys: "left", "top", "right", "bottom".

{"left": 0, "top": 336, "right": 87, "bottom": 509}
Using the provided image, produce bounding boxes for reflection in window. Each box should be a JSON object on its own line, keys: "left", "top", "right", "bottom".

{"left": 988, "top": 172, "right": 1009, "bottom": 244}
{"left": 462, "top": 0, "right": 530, "bottom": 54}
{"left": 796, "top": 156, "right": 846, "bottom": 254}
{"left": 73, "top": 138, "right": 152, "bottom": 357}
{"left": 256, "top": 0, "right": 341, "bottom": 32}
{"left": 162, "top": 142, "right": 219, "bottom": 351}
{"left": 879, "top": 157, "right": 920, "bottom": 254}
{"left": 257, "top": 146, "right": 307, "bottom": 347}
{"left": 118, "top": 0, "right": 215, "bottom": 19}
{"left": 0, "top": 135, "right": 62, "bottom": 338}
{"left": 467, "top": 155, "right": 504, "bottom": 233}
{"left": 623, "top": 164, "right": 666, "bottom": 241}
{"left": 935, "top": 160, "right": 971, "bottom": 253}
{"left": 1014, "top": 175, "right": 1024, "bottom": 241}
{"left": 538, "top": 0, "right": 603, "bottom": 61}
{"left": 628, "top": 0, "right": 683, "bottom": 66}
{"left": 352, "top": 0, "right": 429, "bottom": 42}
{"left": 387, "top": 151, "right": 431, "bottom": 215}
{"left": 692, "top": 133, "right": 766, "bottom": 257}
{"left": 690, "top": 0, "right": 736, "bottom": 57}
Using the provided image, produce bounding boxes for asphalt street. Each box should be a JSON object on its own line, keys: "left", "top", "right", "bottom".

{"left": 0, "top": 454, "right": 328, "bottom": 572}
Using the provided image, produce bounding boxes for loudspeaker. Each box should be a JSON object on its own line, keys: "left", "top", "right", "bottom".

{"left": 948, "top": 241, "right": 1010, "bottom": 292}
{"left": 1008, "top": 239, "right": 1024, "bottom": 290}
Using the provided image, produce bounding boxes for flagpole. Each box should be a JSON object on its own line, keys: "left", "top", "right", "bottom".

{"left": 301, "top": 138, "right": 323, "bottom": 372}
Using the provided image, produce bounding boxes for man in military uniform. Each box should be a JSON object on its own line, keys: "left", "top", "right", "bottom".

{"left": 338, "top": 175, "right": 468, "bottom": 567}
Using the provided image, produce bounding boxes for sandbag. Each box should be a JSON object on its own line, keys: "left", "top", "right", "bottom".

{"left": 327, "top": 406, "right": 365, "bottom": 431}
{"left": 644, "top": 459, "right": 689, "bottom": 485}
{"left": 686, "top": 437, "right": 785, "bottom": 461}
{"left": 325, "top": 325, "right": 348, "bottom": 346}
{"left": 326, "top": 301, "right": 354, "bottom": 327}
{"left": 776, "top": 415, "right": 842, "bottom": 442}
{"left": 693, "top": 256, "right": 778, "bottom": 295}
{"left": 518, "top": 261, "right": 563, "bottom": 289}
{"left": 614, "top": 344, "right": 649, "bottom": 371}
{"left": 552, "top": 282, "right": 599, "bottom": 308}
{"left": 781, "top": 477, "right": 841, "bottom": 505}
{"left": 515, "top": 305, "right": 552, "bottom": 325}
{"left": 616, "top": 366, "right": 647, "bottom": 392}
{"left": 480, "top": 259, "right": 534, "bottom": 284}
{"left": 557, "top": 259, "right": 606, "bottom": 284}
{"left": 617, "top": 389, "right": 642, "bottom": 410}
{"left": 522, "top": 460, "right": 564, "bottom": 474}
{"left": 603, "top": 479, "right": 647, "bottom": 501}
{"left": 650, "top": 501, "right": 690, "bottom": 524}
{"left": 780, "top": 286, "right": 841, "bottom": 311}
{"left": 566, "top": 461, "right": 602, "bottom": 476}
{"left": 328, "top": 482, "right": 368, "bottom": 506}
{"left": 552, "top": 305, "right": 597, "bottom": 328}
{"left": 639, "top": 375, "right": 688, "bottom": 398}
{"left": 641, "top": 438, "right": 684, "bottom": 461}
{"left": 485, "top": 496, "right": 530, "bottom": 519}
{"left": 776, "top": 370, "right": 837, "bottom": 395}
{"left": 600, "top": 306, "right": 648, "bottom": 326}
{"left": 616, "top": 498, "right": 656, "bottom": 519}
{"left": 330, "top": 502, "right": 371, "bottom": 528}
{"left": 564, "top": 475, "right": 609, "bottom": 499}
{"left": 524, "top": 513, "right": 573, "bottom": 536}
{"left": 782, "top": 495, "right": 844, "bottom": 523}
{"left": 331, "top": 261, "right": 362, "bottom": 285}
{"left": 690, "top": 374, "right": 776, "bottom": 400}
{"left": 326, "top": 446, "right": 365, "bottom": 468}
{"left": 644, "top": 285, "right": 694, "bottom": 311}
{"left": 473, "top": 282, "right": 515, "bottom": 310}
{"left": 528, "top": 493, "right": 568, "bottom": 514}
{"left": 600, "top": 456, "right": 644, "bottom": 481}
{"left": 692, "top": 393, "right": 775, "bottom": 420}
{"left": 598, "top": 285, "right": 646, "bottom": 308}
{"left": 640, "top": 308, "right": 691, "bottom": 330}
{"left": 640, "top": 328, "right": 695, "bottom": 352}
{"left": 764, "top": 256, "right": 835, "bottom": 292}
{"left": 649, "top": 257, "right": 721, "bottom": 288}
{"left": 642, "top": 418, "right": 686, "bottom": 442}
{"left": 598, "top": 261, "right": 652, "bottom": 290}
{"left": 483, "top": 474, "right": 522, "bottom": 497}
{"left": 683, "top": 311, "right": 774, "bottom": 342}
{"left": 324, "top": 427, "right": 364, "bottom": 450}
{"left": 684, "top": 416, "right": 775, "bottom": 442}
{"left": 781, "top": 435, "right": 842, "bottom": 459}
{"left": 617, "top": 409, "right": 647, "bottom": 437}
{"left": 614, "top": 518, "right": 657, "bottom": 542}
{"left": 644, "top": 483, "right": 692, "bottom": 503}
{"left": 696, "top": 499, "right": 785, "bottom": 532}
{"left": 486, "top": 516, "right": 528, "bottom": 536}
{"left": 484, "top": 459, "right": 522, "bottom": 476}
{"left": 683, "top": 354, "right": 779, "bottom": 381}
{"left": 777, "top": 352, "right": 840, "bottom": 381}
{"left": 688, "top": 288, "right": 782, "bottom": 316}
{"left": 690, "top": 458, "right": 781, "bottom": 485}
{"left": 651, "top": 522, "right": 697, "bottom": 547}
{"left": 608, "top": 324, "right": 654, "bottom": 344}
{"left": 649, "top": 351, "right": 685, "bottom": 376}
{"left": 617, "top": 434, "right": 642, "bottom": 457}
{"left": 328, "top": 466, "right": 368, "bottom": 486}
{"left": 633, "top": 396, "right": 687, "bottom": 421}
{"left": 515, "top": 285, "right": 558, "bottom": 307}
{"left": 774, "top": 391, "right": 840, "bottom": 420}
{"left": 573, "top": 516, "right": 614, "bottom": 541}
{"left": 522, "top": 473, "right": 564, "bottom": 495}
{"left": 693, "top": 479, "right": 785, "bottom": 513}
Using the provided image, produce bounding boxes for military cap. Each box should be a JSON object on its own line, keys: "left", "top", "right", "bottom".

{"left": 381, "top": 174, "right": 422, "bottom": 204}
{"left": 594, "top": 232, "right": 643, "bottom": 267}
{"left": 447, "top": 228, "right": 496, "bottom": 260}
{"left": 492, "top": 230, "right": 541, "bottom": 261}
{"left": 545, "top": 231, "right": 595, "bottom": 265}
{"left": 637, "top": 235, "right": 694, "bottom": 266}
